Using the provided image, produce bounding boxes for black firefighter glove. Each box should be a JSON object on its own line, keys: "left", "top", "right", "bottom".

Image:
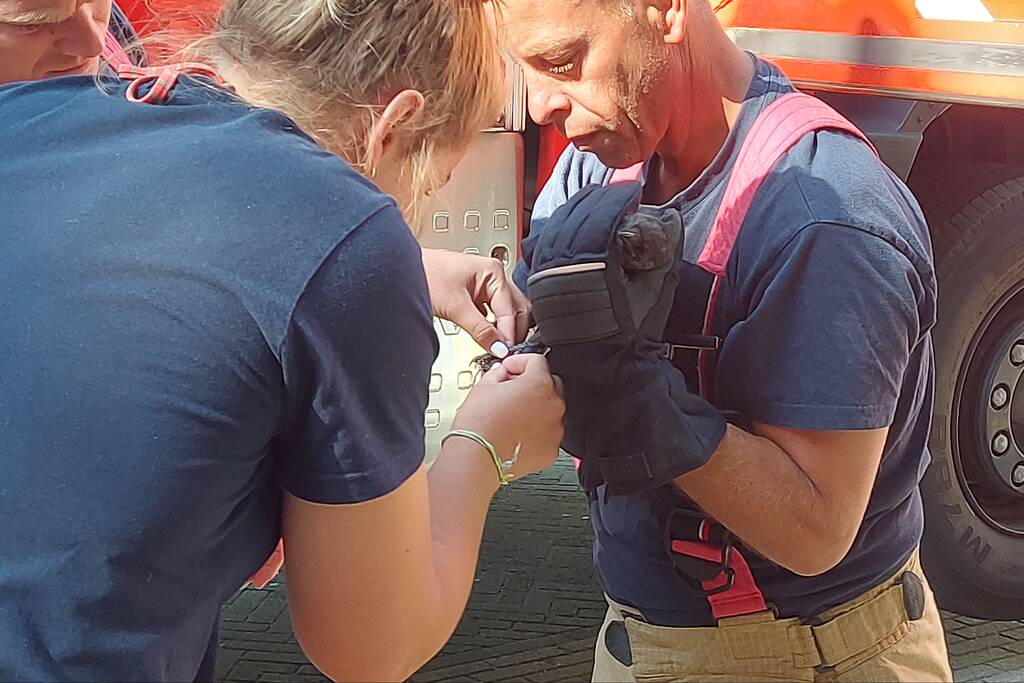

{"left": 520, "top": 182, "right": 727, "bottom": 496}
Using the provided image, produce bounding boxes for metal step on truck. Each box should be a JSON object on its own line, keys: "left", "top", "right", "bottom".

{"left": 123, "top": 0, "right": 1024, "bottom": 620}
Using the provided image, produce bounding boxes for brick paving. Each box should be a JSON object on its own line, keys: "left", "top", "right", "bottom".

{"left": 218, "top": 456, "right": 1024, "bottom": 682}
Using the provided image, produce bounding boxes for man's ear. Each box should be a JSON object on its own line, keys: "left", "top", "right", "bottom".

{"left": 642, "top": 0, "right": 687, "bottom": 45}
{"left": 364, "top": 89, "right": 426, "bottom": 175}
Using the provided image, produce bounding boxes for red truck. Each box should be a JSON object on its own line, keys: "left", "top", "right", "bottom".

{"left": 122, "top": 0, "right": 1024, "bottom": 619}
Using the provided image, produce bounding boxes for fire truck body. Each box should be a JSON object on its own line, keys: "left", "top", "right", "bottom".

{"left": 119, "top": 0, "right": 1024, "bottom": 619}
{"left": 724, "top": 1, "right": 1024, "bottom": 109}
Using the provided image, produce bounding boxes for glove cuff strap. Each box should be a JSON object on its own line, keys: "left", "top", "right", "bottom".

{"left": 528, "top": 264, "right": 618, "bottom": 345}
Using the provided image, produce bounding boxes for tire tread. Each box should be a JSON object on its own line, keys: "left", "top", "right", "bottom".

{"left": 918, "top": 163, "right": 1024, "bottom": 619}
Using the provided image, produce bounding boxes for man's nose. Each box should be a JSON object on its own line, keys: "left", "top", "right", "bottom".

{"left": 55, "top": 4, "right": 105, "bottom": 60}
{"left": 527, "top": 77, "right": 572, "bottom": 128}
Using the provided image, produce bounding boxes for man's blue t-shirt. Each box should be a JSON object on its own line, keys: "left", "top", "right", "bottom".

{"left": 519, "top": 57, "right": 937, "bottom": 626}
{"left": 0, "top": 76, "right": 437, "bottom": 679}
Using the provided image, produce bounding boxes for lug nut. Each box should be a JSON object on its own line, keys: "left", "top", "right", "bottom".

{"left": 993, "top": 431, "right": 1011, "bottom": 456}
{"left": 993, "top": 385, "right": 1010, "bottom": 410}
{"left": 1012, "top": 342, "right": 1024, "bottom": 366}
{"left": 1014, "top": 464, "right": 1024, "bottom": 488}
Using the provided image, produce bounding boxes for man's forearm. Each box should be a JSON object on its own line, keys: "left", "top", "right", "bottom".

{"left": 673, "top": 426, "right": 855, "bottom": 576}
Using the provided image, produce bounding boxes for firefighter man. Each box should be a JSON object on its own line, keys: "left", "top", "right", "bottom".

{"left": 501, "top": 0, "right": 954, "bottom": 680}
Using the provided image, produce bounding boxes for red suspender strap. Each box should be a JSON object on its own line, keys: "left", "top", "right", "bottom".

{"left": 670, "top": 537, "right": 768, "bottom": 618}
{"left": 102, "top": 31, "right": 134, "bottom": 70}
{"left": 696, "top": 92, "right": 877, "bottom": 400}
{"left": 591, "top": 94, "right": 876, "bottom": 622}
{"left": 114, "top": 62, "right": 227, "bottom": 105}
{"left": 698, "top": 92, "right": 876, "bottom": 275}
{"left": 671, "top": 93, "right": 875, "bottom": 621}
{"left": 103, "top": 31, "right": 228, "bottom": 106}
{"left": 612, "top": 92, "right": 876, "bottom": 278}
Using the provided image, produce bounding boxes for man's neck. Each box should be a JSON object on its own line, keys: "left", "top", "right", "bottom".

{"left": 643, "top": 38, "right": 755, "bottom": 206}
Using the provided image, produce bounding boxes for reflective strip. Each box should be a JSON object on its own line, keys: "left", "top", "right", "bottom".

{"left": 728, "top": 28, "right": 1024, "bottom": 78}
{"left": 916, "top": 0, "right": 994, "bottom": 22}
{"left": 526, "top": 262, "right": 606, "bottom": 286}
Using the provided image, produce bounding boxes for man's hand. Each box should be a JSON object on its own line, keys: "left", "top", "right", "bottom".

{"left": 675, "top": 424, "right": 888, "bottom": 576}
{"left": 421, "top": 248, "right": 531, "bottom": 352}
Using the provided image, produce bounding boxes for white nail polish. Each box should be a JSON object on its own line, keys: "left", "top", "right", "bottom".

{"left": 490, "top": 341, "right": 510, "bottom": 359}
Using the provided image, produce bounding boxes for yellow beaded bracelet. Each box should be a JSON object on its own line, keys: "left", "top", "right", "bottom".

{"left": 441, "top": 429, "right": 519, "bottom": 487}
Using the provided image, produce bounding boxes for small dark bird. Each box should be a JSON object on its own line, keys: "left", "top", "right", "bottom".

{"left": 615, "top": 212, "right": 674, "bottom": 275}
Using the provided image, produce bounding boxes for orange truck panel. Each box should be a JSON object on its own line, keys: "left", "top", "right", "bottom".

{"left": 720, "top": 0, "right": 1024, "bottom": 40}
{"left": 719, "top": 0, "right": 1024, "bottom": 106}
{"left": 537, "top": 1, "right": 1024, "bottom": 189}
{"left": 122, "top": 2, "right": 1024, "bottom": 185}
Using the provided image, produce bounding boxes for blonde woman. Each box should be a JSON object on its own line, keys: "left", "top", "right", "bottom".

{"left": 0, "top": 1, "right": 564, "bottom": 681}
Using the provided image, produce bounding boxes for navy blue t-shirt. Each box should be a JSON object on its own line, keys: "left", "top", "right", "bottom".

{"left": 0, "top": 76, "right": 437, "bottom": 680}
{"left": 518, "top": 57, "right": 937, "bottom": 626}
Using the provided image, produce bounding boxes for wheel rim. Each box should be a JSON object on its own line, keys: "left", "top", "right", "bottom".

{"left": 953, "top": 279, "right": 1024, "bottom": 535}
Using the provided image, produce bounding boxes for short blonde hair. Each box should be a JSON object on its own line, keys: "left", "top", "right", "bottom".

{"left": 189, "top": 0, "right": 503, "bottom": 217}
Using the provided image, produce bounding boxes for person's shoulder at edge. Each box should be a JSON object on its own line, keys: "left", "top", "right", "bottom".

{"left": 202, "top": 98, "right": 427, "bottom": 356}
{"left": 275, "top": 198, "right": 434, "bottom": 505}
{"left": 132, "top": 75, "right": 405, "bottom": 242}
{"left": 73, "top": 75, "right": 421, "bottom": 353}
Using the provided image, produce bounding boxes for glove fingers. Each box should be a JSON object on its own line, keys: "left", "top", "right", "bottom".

{"left": 558, "top": 359, "right": 727, "bottom": 496}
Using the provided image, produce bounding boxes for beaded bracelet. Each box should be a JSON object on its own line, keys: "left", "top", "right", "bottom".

{"left": 441, "top": 429, "right": 520, "bottom": 487}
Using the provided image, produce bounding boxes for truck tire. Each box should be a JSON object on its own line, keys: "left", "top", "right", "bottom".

{"left": 920, "top": 167, "right": 1024, "bottom": 619}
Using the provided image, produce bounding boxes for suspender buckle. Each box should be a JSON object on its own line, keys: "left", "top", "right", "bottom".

{"left": 664, "top": 335, "right": 721, "bottom": 360}
{"left": 665, "top": 508, "right": 770, "bottom": 620}
{"left": 665, "top": 509, "right": 728, "bottom": 583}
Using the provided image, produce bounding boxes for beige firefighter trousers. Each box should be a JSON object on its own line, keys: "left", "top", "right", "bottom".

{"left": 592, "top": 550, "right": 952, "bottom": 682}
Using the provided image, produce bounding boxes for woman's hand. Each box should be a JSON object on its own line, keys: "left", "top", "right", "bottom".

{"left": 453, "top": 353, "right": 565, "bottom": 480}
{"left": 421, "top": 248, "right": 531, "bottom": 354}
